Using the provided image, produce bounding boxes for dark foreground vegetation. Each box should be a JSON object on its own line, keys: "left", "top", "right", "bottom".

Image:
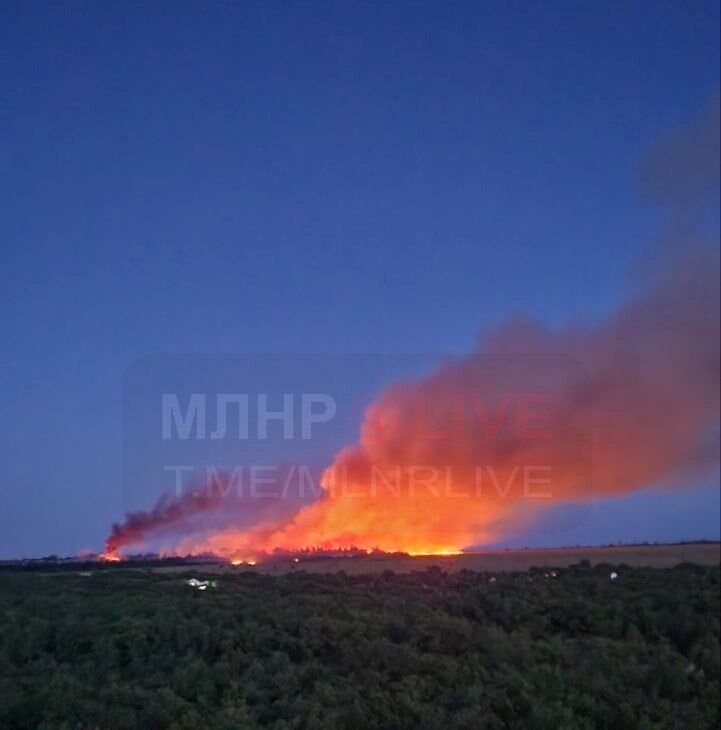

{"left": 0, "top": 562, "right": 718, "bottom": 729}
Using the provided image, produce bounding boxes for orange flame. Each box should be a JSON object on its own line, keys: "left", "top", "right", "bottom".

{"left": 178, "top": 246, "right": 719, "bottom": 558}
{"left": 104, "top": 241, "right": 719, "bottom": 559}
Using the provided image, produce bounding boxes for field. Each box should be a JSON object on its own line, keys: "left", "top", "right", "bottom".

{"left": 249, "top": 542, "right": 721, "bottom": 576}
{"left": 126, "top": 542, "right": 720, "bottom": 576}
{"left": 0, "top": 549, "right": 719, "bottom": 729}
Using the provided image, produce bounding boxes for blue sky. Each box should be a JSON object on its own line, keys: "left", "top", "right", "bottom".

{"left": 1, "top": 2, "right": 719, "bottom": 557}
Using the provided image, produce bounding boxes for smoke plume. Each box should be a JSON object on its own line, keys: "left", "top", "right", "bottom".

{"left": 105, "top": 97, "right": 720, "bottom": 558}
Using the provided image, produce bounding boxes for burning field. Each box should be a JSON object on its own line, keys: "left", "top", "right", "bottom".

{"left": 105, "top": 241, "right": 720, "bottom": 562}
{"left": 104, "top": 98, "right": 720, "bottom": 563}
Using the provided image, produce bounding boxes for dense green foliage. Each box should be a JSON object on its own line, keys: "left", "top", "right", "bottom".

{"left": 0, "top": 562, "right": 718, "bottom": 729}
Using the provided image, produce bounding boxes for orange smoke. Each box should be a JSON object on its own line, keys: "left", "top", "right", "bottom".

{"left": 105, "top": 100, "right": 720, "bottom": 559}
{"left": 104, "top": 244, "right": 719, "bottom": 559}
{"left": 168, "top": 245, "right": 719, "bottom": 559}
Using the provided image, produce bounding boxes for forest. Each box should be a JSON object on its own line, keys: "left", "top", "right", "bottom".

{"left": 0, "top": 561, "right": 718, "bottom": 729}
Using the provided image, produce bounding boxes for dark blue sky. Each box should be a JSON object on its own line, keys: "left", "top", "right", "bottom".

{"left": 1, "top": 2, "right": 719, "bottom": 557}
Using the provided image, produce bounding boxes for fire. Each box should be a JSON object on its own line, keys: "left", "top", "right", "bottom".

{"left": 230, "top": 557, "right": 258, "bottom": 567}
{"left": 408, "top": 549, "right": 462, "bottom": 557}
{"left": 103, "top": 233, "right": 719, "bottom": 560}
{"left": 181, "top": 241, "right": 717, "bottom": 559}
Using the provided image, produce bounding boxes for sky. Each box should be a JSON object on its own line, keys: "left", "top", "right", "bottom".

{"left": 1, "top": 1, "right": 719, "bottom": 558}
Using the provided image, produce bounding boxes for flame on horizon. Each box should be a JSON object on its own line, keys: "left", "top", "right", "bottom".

{"left": 104, "top": 97, "right": 720, "bottom": 560}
